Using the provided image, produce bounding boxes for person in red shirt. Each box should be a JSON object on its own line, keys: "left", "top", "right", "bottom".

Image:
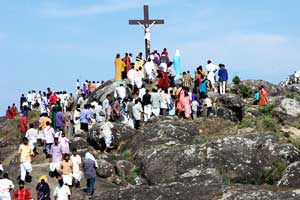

{"left": 6, "top": 106, "right": 13, "bottom": 119}
{"left": 19, "top": 114, "right": 28, "bottom": 138}
{"left": 123, "top": 53, "right": 131, "bottom": 74}
{"left": 13, "top": 180, "right": 33, "bottom": 200}
{"left": 11, "top": 103, "right": 18, "bottom": 118}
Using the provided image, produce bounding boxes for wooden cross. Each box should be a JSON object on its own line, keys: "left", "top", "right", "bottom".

{"left": 129, "top": 5, "right": 164, "bottom": 59}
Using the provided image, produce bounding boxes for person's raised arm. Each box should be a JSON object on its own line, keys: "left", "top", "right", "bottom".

{"left": 149, "top": 21, "right": 156, "bottom": 29}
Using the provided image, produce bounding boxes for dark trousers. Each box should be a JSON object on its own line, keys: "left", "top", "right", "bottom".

{"left": 87, "top": 178, "right": 96, "bottom": 196}
{"left": 80, "top": 123, "right": 89, "bottom": 132}
{"left": 134, "top": 120, "right": 140, "bottom": 130}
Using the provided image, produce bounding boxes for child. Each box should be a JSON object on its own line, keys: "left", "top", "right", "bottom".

{"left": 191, "top": 99, "right": 199, "bottom": 119}
{"left": 204, "top": 95, "right": 213, "bottom": 117}
{"left": 254, "top": 91, "right": 260, "bottom": 105}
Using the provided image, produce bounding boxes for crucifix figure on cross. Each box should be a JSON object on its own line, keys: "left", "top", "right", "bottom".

{"left": 129, "top": 5, "right": 164, "bottom": 59}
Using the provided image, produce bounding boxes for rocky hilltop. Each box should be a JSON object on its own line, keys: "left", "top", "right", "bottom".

{"left": 2, "top": 79, "right": 300, "bottom": 200}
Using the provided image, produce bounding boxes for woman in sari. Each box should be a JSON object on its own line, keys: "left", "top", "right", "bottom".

{"left": 258, "top": 85, "right": 268, "bottom": 106}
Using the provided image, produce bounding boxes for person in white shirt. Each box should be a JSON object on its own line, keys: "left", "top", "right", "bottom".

{"left": 132, "top": 99, "right": 143, "bottom": 129}
{"left": 144, "top": 57, "right": 155, "bottom": 82}
{"left": 0, "top": 172, "right": 14, "bottom": 200}
{"left": 103, "top": 94, "right": 112, "bottom": 122}
{"left": 44, "top": 121, "right": 55, "bottom": 157}
{"left": 70, "top": 148, "right": 82, "bottom": 188}
{"left": 127, "top": 67, "right": 136, "bottom": 91}
{"left": 26, "top": 91, "right": 33, "bottom": 109}
{"left": 204, "top": 95, "right": 213, "bottom": 117}
{"left": 191, "top": 100, "right": 200, "bottom": 119}
{"left": 205, "top": 60, "right": 218, "bottom": 92}
{"left": 100, "top": 122, "right": 114, "bottom": 154}
{"left": 134, "top": 67, "right": 144, "bottom": 89}
{"left": 53, "top": 176, "right": 71, "bottom": 200}
{"left": 25, "top": 123, "right": 38, "bottom": 152}
{"left": 160, "top": 89, "right": 170, "bottom": 116}
{"left": 114, "top": 84, "right": 127, "bottom": 100}
{"left": 139, "top": 85, "right": 146, "bottom": 100}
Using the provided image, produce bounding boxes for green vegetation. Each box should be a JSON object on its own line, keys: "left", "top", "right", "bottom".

{"left": 258, "top": 105, "right": 275, "bottom": 116}
{"left": 285, "top": 92, "right": 300, "bottom": 101}
{"left": 239, "top": 115, "right": 279, "bottom": 133}
{"left": 240, "top": 86, "right": 252, "bottom": 98}
{"left": 232, "top": 76, "right": 241, "bottom": 85}
{"left": 117, "top": 166, "right": 141, "bottom": 184}
{"left": 289, "top": 136, "right": 300, "bottom": 150}
{"left": 192, "top": 135, "right": 208, "bottom": 144}
{"left": 0, "top": 110, "right": 40, "bottom": 139}
{"left": 264, "top": 160, "right": 286, "bottom": 184}
{"left": 120, "top": 150, "right": 133, "bottom": 160}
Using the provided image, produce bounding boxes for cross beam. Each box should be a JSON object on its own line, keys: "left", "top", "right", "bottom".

{"left": 129, "top": 5, "right": 164, "bottom": 58}
{"left": 128, "top": 5, "right": 164, "bottom": 25}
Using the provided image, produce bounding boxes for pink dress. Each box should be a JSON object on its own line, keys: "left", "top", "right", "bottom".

{"left": 59, "top": 137, "right": 70, "bottom": 154}
{"left": 183, "top": 96, "right": 191, "bottom": 118}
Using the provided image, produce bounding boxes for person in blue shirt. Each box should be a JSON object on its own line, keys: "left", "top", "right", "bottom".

{"left": 80, "top": 104, "right": 91, "bottom": 132}
{"left": 218, "top": 64, "right": 228, "bottom": 95}
{"left": 254, "top": 91, "right": 260, "bottom": 105}
{"left": 199, "top": 76, "right": 208, "bottom": 98}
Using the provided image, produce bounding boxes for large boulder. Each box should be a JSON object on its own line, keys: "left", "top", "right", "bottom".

{"left": 96, "top": 159, "right": 114, "bottom": 178}
{"left": 123, "top": 117, "right": 300, "bottom": 186}
{"left": 87, "top": 80, "right": 132, "bottom": 103}
{"left": 277, "top": 161, "right": 300, "bottom": 188}
{"left": 273, "top": 98, "right": 300, "bottom": 124}
{"left": 214, "top": 93, "right": 243, "bottom": 121}
{"left": 236, "top": 80, "right": 282, "bottom": 97}
{"left": 87, "top": 121, "right": 136, "bottom": 151}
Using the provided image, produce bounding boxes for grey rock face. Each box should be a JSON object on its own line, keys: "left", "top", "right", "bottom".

{"left": 96, "top": 159, "right": 114, "bottom": 178}
{"left": 273, "top": 98, "right": 300, "bottom": 123}
{"left": 277, "top": 161, "right": 300, "bottom": 188}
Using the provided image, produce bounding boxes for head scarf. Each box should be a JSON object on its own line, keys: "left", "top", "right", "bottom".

{"left": 39, "top": 175, "right": 48, "bottom": 183}
{"left": 85, "top": 152, "right": 98, "bottom": 168}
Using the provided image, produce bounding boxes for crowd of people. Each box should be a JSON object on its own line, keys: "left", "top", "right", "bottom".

{"left": 0, "top": 47, "right": 273, "bottom": 200}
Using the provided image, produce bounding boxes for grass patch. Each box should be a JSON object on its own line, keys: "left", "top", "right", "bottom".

{"left": 289, "top": 136, "right": 300, "bottom": 150}
{"left": 120, "top": 150, "right": 133, "bottom": 160}
{"left": 239, "top": 115, "right": 279, "bottom": 133}
{"left": 240, "top": 86, "right": 253, "bottom": 98}
{"left": 192, "top": 135, "right": 208, "bottom": 144}
{"left": 264, "top": 160, "right": 286, "bottom": 185}
{"left": 258, "top": 105, "right": 275, "bottom": 116}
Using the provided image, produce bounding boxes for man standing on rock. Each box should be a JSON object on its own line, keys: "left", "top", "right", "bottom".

{"left": 218, "top": 64, "right": 228, "bottom": 95}
{"left": 206, "top": 60, "right": 218, "bottom": 92}
{"left": 80, "top": 104, "right": 91, "bottom": 132}
{"left": 103, "top": 94, "right": 112, "bottom": 122}
{"left": 18, "top": 137, "right": 34, "bottom": 182}
{"left": 142, "top": 89, "right": 152, "bottom": 122}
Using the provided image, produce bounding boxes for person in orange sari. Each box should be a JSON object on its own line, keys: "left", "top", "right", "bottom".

{"left": 115, "top": 54, "right": 126, "bottom": 81}
{"left": 258, "top": 85, "right": 268, "bottom": 106}
{"left": 11, "top": 103, "right": 18, "bottom": 118}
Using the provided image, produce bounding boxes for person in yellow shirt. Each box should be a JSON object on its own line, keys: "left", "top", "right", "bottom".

{"left": 40, "top": 113, "right": 52, "bottom": 130}
{"left": 18, "top": 137, "right": 34, "bottom": 181}
{"left": 115, "top": 54, "right": 126, "bottom": 81}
